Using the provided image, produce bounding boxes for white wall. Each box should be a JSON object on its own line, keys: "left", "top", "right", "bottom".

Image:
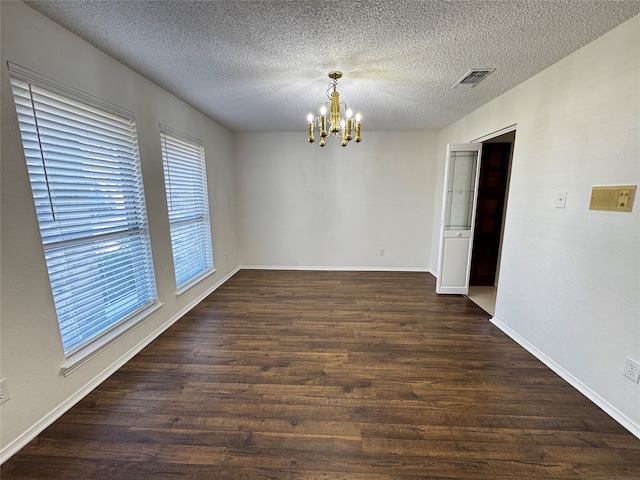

{"left": 235, "top": 131, "right": 438, "bottom": 270}
{"left": 432, "top": 15, "right": 640, "bottom": 435}
{"left": 0, "top": 1, "right": 239, "bottom": 459}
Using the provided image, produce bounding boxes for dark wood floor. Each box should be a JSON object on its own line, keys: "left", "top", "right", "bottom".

{"left": 3, "top": 270, "right": 640, "bottom": 479}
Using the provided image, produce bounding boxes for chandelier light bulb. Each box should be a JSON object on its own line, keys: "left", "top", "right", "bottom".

{"left": 355, "top": 114, "right": 362, "bottom": 143}
{"left": 346, "top": 116, "right": 354, "bottom": 141}
{"left": 320, "top": 105, "right": 327, "bottom": 115}
{"left": 346, "top": 108, "right": 353, "bottom": 119}
{"left": 307, "top": 113, "right": 314, "bottom": 123}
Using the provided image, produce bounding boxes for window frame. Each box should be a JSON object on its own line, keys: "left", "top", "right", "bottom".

{"left": 160, "top": 125, "right": 215, "bottom": 293}
{"left": 8, "top": 62, "right": 160, "bottom": 369}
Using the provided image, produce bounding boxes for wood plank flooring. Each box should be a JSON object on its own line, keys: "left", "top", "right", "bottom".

{"left": 3, "top": 270, "right": 640, "bottom": 479}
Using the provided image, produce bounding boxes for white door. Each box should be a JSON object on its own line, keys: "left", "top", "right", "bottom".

{"left": 436, "top": 143, "right": 482, "bottom": 295}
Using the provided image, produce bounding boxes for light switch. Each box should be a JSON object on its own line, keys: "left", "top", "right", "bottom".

{"left": 556, "top": 191, "right": 567, "bottom": 209}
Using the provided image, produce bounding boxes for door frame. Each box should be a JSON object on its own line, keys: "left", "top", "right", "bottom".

{"left": 471, "top": 124, "right": 517, "bottom": 144}
{"left": 435, "top": 125, "right": 517, "bottom": 296}
{"left": 468, "top": 124, "right": 517, "bottom": 294}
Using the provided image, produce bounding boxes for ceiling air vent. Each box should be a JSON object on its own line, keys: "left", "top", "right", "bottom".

{"left": 453, "top": 68, "right": 496, "bottom": 88}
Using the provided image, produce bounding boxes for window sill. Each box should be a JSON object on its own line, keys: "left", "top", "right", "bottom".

{"left": 175, "top": 268, "right": 217, "bottom": 298}
{"left": 61, "top": 301, "right": 164, "bottom": 376}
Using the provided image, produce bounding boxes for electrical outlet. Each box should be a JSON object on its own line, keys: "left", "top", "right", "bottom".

{"left": 0, "top": 378, "right": 9, "bottom": 405}
{"left": 623, "top": 357, "right": 640, "bottom": 383}
{"left": 379, "top": 248, "right": 385, "bottom": 256}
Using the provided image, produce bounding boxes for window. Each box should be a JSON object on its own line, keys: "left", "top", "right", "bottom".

{"left": 9, "top": 63, "right": 157, "bottom": 356}
{"left": 160, "top": 126, "right": 214, "bottom": 289}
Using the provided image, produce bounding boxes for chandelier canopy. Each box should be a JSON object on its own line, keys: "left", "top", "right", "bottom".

{"left": 307, "top": 71, "right": 362, "bottom": 147}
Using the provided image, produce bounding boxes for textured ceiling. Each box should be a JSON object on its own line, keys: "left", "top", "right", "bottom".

{"left": 23, "top": 1, "right": 640, "bottom": 132}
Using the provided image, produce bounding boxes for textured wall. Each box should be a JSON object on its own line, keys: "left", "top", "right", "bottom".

{"left": 234, "top": 131, "right": 438, "bottom": 271}
{"left": 432, "top": 14, "right": 640, "bottom": 435}
{"left": 0, "top": 1, "right": 239, "bottom": 457}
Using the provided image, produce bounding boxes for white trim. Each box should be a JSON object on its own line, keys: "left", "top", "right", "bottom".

{"left": 471, "top": 124, "right": 517, "bottom": 143}
{"left": 491, "top": 316, "right": 640, "bottom": 440}
{"left": 436, "top": 286, "right": 469, "bottom": 295}
{"left": 175, "top": 268, "right": 217, "bottom": 297}
{"left": 159, "top": 123, "right": 203, "bottom": 146}
{"left": 0, "top": 266, "right": 241, "bottom": 465}
{"left": 62, "top": 302, "right": 164, "bottom": 376}
{"left": 7, "top": 61, "right": 134, "bottom": 120}
{"left": 240, "top": 265, "right": 431, "bottom": 272}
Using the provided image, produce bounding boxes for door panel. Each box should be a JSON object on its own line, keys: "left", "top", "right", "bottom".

{"left": 436, "top": 144, "right": 482, "bottom": 295}
{"left": 440, "top": 235, "right": 472, "bottom": 287}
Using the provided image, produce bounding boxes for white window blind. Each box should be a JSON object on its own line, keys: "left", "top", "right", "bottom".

{"left": 9, "top": 63, "right": 157, "bottom": 356}
{"left": 161, "top": 127, "right": 214, "bottom": 289}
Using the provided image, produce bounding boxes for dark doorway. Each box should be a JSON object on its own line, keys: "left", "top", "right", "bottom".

{"left": 469, "top": 139, "right": 512, "bottom": 286}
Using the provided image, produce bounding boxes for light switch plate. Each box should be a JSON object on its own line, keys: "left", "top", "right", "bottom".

{"left": 555, "top": 191, "right": 567, "bottom": 208}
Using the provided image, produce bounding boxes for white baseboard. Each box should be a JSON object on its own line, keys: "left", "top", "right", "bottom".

{"left": 0, "top": 266, "right": 241, "bottom": 465}
{"left": 490, "top": 316, "right": 640, "bottom": 440}
{"left": 241, "top": 264, "right": 431, "bottom": 273}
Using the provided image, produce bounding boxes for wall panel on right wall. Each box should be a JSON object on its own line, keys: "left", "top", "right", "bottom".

{"left": 432, "top": 14, "right": 640, "bottom": 436}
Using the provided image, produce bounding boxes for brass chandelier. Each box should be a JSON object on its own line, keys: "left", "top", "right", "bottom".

{"left": 307, "top": 71, "right": 362, "bottom": 147}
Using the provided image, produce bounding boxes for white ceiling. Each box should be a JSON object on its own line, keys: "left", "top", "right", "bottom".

{"left": 23, "top": 1, "right": 640, "bottom": 132}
